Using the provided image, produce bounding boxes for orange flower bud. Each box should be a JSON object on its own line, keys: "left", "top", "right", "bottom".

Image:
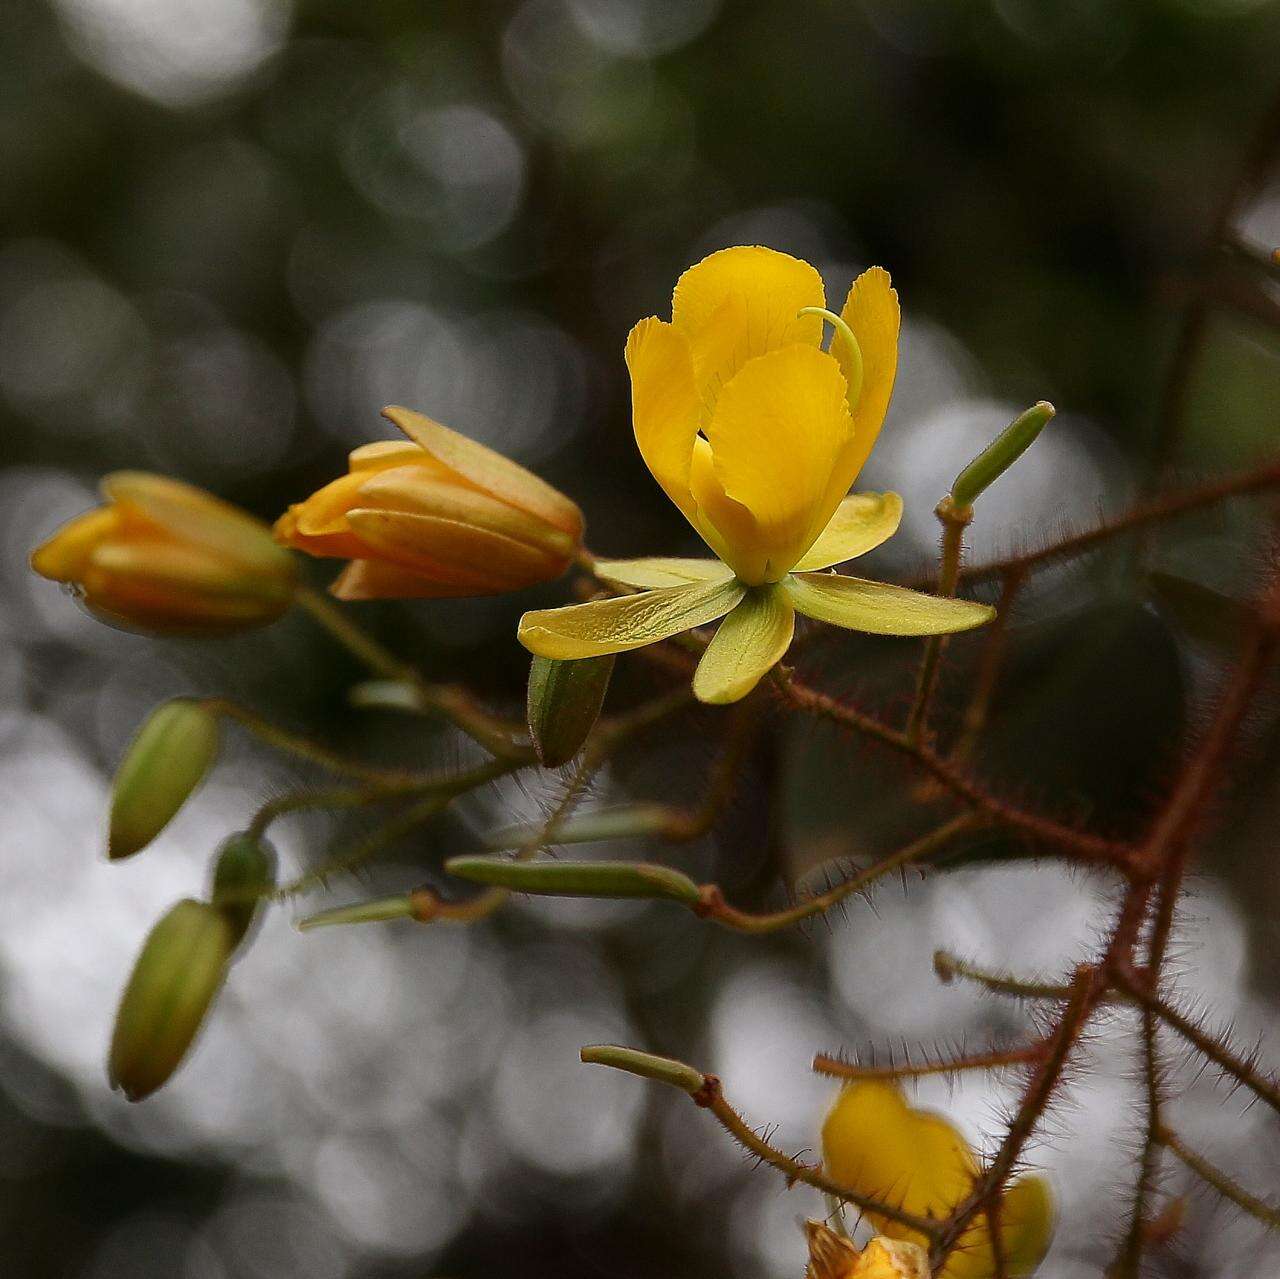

{"left": 274, "top": 406, "right": 584, "bottom": 600}
{"left": 30, "top": 472, "right": 296, "bottom": 635}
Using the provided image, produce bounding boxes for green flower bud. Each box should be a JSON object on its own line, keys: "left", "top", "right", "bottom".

{"left": 445, "top": 855, "right": 701, "bottom": 903}
{"left": 209, "top": 832, "right": 277, "bottom": 949}
{"left": 108, "top": 699, "right": 219, "bottom": 860}
{"left": 579, "top": 1044, "right": 707, "bottom": 1094}
{"left": 108, "top": 899, "right": 234, "bottom": 1101}
{"left": 526, "top": 654, "right": 615, "bottom": 767}
{"left": 949, "top": 401, "right": 1055, "bottom": 512}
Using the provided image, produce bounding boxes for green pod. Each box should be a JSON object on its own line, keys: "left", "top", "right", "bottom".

{"left": 526, "top": 654, "right": 615, "bottom": 767}
{"left": 949, "top": 401, "right": 1055, "bottom": 511}
{"left": 445, "top": 855, "right": 701, "bottom": 904}
{"left": 580, "top": 1044, "right": 706, "bottom": 1094}
{"left": 209, "top": 832, "right": 277, "bottom": 949}
{"left": 108, "top": 899, "right": 234, "bottom": 1102}
{"left": 108, "top": 699, "right": 220, "bottom": 860}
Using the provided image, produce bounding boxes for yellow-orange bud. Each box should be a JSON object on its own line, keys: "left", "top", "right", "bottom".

{"left": 108, "top": 699, "right": 220, "bottom": 860}
{"left": 274, "top": 405, "right": 584, "bottom": 600}
{"left": 30, "top": 472, "right": 297, "bottom": 635}
{"left": 108, "top": 899, "right": 234, "bottom": 1101}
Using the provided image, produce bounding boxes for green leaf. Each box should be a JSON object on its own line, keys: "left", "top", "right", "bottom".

{"left": 518, "top": 578, "right": 745, "bottom": 660}
{"left": 692, "top": 586, "right": 794, "bottom": 703}
{"left": 784, "top": 573, "right": 994, "bottom": 636}
{"left": 445, "top": 855, "right": 701, "bottom": 903}
{"left": 527, "top": 653, "right": 615, "bottom": 766}
{"left": 793, "top": 492, "right": 903, "bottom": 571}
{"left": 592, "top": 557, "right": 734, "bottom": 589}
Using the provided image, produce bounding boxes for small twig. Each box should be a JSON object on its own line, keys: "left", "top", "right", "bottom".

{"left": 1158, "top": 1128, "right": 1280, "bottom": 1229}
{"left": 812, "top": 1042, "right": 1041, "bottom": 1082}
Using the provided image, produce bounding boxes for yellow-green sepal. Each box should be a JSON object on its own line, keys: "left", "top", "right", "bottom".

{"left": 784, "top": 573, "right": 994, "bottom": 636}
{"left": 518, "top": 578, "right": 745, "bottom": 659}
{"left": 793, "top": 492, "right": 903, "bottom": 571}
{"left": 108, "top": 699, "right": 220, "bottom": 860}
{"left": 592, "top": 557, "right": 734, "bottom": 590}
{"left": 692, "top": 585, "right": 794, "bottom": 704}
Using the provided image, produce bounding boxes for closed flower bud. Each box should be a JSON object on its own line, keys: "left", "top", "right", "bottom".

{"left": 108, "top": 699, "right": 220, "bottom": 860}
{"left": 30, "top": 472, "right": 296, "bottom": 635}
{"left": 805, "top": 1224, "right": 928, "bottom": 1279}
{"left": 209, "top": 832, "right": 276, "bottom": 948}
{"left": 108, "top": 899, "right": 234, "bottom": 1101}
{"left": 274, "top": 405, "right": 584, "bottom": 599}
{"left": 526, "top": 653, "right": 614, "bottom": 767}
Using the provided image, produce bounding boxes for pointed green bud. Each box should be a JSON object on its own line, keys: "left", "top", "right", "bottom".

{"left": 445, "top": 855, "right": 701, "bottom": 903}
{"left": 526, "top": 654, "right": 615, "bottom": 767}
{"left": 108, "top": 699, "right": 219, "bottom": 860}
{"left": 579, "top": 1044, "right": 706, "bottom": 1094}
{"left": 108, "top": 899, "right": 234, "bottom": 1101}
{"left": 298, "top": 893, "right": 424, "bottom": 931}
{"left": 210, "top": 832, "right": 276, "bottom": 949}
{"left": 948, "top": 401, "right": 1054, "bottom": 512}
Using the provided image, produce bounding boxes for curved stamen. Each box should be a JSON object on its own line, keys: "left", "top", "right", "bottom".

{"left": 799, "top": 306, "right": 864, "bottom": 414}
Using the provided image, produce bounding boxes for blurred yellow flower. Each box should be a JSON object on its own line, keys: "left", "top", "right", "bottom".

{"left": 30, "top": 472, "right": 296, "bottom": 635}
{"left": 275, "top": 406, "right": 584, "bottom": 599}
{"left": 518, "top": 246, "right": 993, "bottom": 702}
{"left": 822, "top": 1081, "right": 1053, "bottom": 1279}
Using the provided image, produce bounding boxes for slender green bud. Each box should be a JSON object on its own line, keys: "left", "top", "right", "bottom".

{"left": 526, "top": 654, "right": 615, "bottom": 767}
{"left": 108, "top": 699, "right": 220, "bottom": 860}
{"left": 108, "top": 899, "right": 234, "bottom": 1101}
{"left": 949, "top": 401, "right": 1055, "bottom": 511}
{"left": 298, "top": 894, "right": 421, "bottom": 931}
{"left": 209, "top": 832, "right": 276, "bottom": 949}
{"left": 579, "top": 1044, "right": 706, "bottom": 1094}
{"left": 445, "top": 855, "right": 701, "bottom": 903}
{"left": 482, "top": 803, "right": 675, "bottom": 851}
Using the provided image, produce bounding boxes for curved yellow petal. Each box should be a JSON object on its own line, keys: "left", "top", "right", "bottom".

{"left": 30, "top": 507, "right": 122, "bottom": 581}
{"left": 102, "top": 472, "right": 289, "bottom": 576}
{"left": 836, "top": 266, "right": 900, "bottom": 483}
{"left": 999, "top": 1175, "right": 1054, "bottom": 1277}
{"left": 625, "top": 317, "right": 701, "bottom": 522}
{"left": 593, "top": 557, "right": 734, "bottom": 590}
{"left": 793, "top": 492, "right": 904, "bottom": 572}
{"left": 692, "top": 585, "right": 794, "bottom": 704}
{"left": 785, "top": 573, "right": 995, "bottom": 636}
{"left": 345, "top": 509, "right": 568, "bottom": 593}
{"left": 703, "top": 344, "right": 852, "bottom": 581}
{"left": 518, "top": 578, "right": 745, "bottom": 660}
{"left": 381, "top": 406, "right": 584, "bottom": 539}
{"left": 673, "top": 246, "right": 825, "bottom": 421}
{"left": 822, "top": 1082, "right": 977, "bottom": 1238}
{"left": 348, "top": 440, "right": 432, "bottom": 471}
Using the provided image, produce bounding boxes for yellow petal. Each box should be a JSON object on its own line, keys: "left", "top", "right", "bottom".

{"left": 852, "top": 1238, "right": 929, "bottom": 1279}
{"left": 518, "top": 578, "right": 745, "bottom": 660}
{"left": 102, "top": 472, "right": 290, "bottom": 577}
{"left": 999, "top": 1175, "right": 1054, "bottom": 1277}
{"left": 692, "top": 585, "right": 794, "bottom": 704}
{"left": 345, "top": 509, "right": 568, "bottom": 593}
{"left": 381, "top": 406, "right": 584, "bottom": 539}
{"left": 793, "top": 492, "right": 903, "bottom": 572}
{"left": 348, "top": 440, "right": 432, "bottom": 471}
{"left": 357, "top": 469, "right": 577, "bottom": 557}
{"left": 688, "top": 435, "right": 766, "bottom": 580}
{"left": 822, "top": 1082, "right": 977, "bottom": 1241}
{"left": 785, "top": 573, "right": 994, "bottom": 636}
{"left": 673, "top": 246, "right": 825, "bottom": 420}
{"left": 625, "top": 317, "right": 701, "bottom": 522}
{"left": 836, "top": 267, "right": 900, "bottom": 484}
{"left": 593, "top": 557, "right": 734, "bottom": 590}
{"left": 703, "top": 344, "right": 852, "bottom": 580}
{"left": 30, "top": 507, "right": 122, "bottom": 582}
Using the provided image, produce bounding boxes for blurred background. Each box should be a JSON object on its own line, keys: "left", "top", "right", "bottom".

{"left": 4, "top": 1, "right": 1280, "bottom": 1275}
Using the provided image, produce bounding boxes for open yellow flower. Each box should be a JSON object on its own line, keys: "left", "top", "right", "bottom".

{"left": 30, "top": 472, "right": 296, "bottom": 635}
{"left": 517, "top": 246, "right": 993, "bottom": 703}
{"left": 822, "top": 1082, "right": 1053, "bottom": 1279}
{"left": 275, "top": 406, "right": 584, "bottom": 600}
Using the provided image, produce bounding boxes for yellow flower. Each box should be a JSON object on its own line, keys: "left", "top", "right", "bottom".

{"left": 822, "top": 1082, "right": 1053, "bottom": 1279}
{"left": 805, "top": 1223, "right": 928, "bottom": 1279}
{"left": 275, "top": 406, "right": 584, "bottom": 600}
{"left": 517, "top": 246, "right": 993, "bottom": 703}
{"left": 30, "top": 472, "right": 296, "bottom": 635}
